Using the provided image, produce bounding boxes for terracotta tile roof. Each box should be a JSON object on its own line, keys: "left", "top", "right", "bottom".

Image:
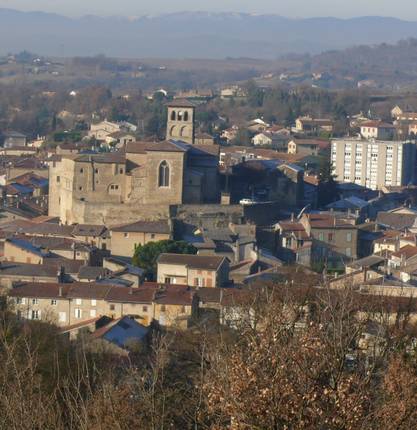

{"left": 391, "top": 245, "right": 417, "bottom": 259}
{"left": 361, "top": 121, "right": 395, "bottom": 128}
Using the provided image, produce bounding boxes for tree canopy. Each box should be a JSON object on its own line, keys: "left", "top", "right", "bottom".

{"left": 132, "top": 240, "right": 197, "bottom": 279}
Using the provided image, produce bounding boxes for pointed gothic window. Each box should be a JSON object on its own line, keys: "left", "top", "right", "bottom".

{"left": 158, "top": 161, "right": 170, "bottom": 187}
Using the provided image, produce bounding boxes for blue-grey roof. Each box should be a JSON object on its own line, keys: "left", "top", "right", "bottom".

{"left": 8, "top": 238, "right": 50, "bottom": 257}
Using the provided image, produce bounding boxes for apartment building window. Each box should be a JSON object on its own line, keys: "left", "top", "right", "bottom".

{"left": 16, "top": 298, "right": 26, "bottom": 305}
{"left": 346, "top": 248, "right": 352, "bottom": 257}
{"left": 31, "top": 310, "right": 40, "bottom": 320}
{"left": 319, "top": 233, "right": 324, "bottom": 241}
{"left": 346, "top": 232, "right": 352, "bottom": 242}
{"left": 91, "top": 299, "right": 97, "bottom": 307}
{"left": 51, "top": 299, "right": 57, "bottom": 306}
{"left": 75, "top": 298, "right": 82, "bottom": 305}
{"left": 59, "top": 312, "right": 66, "bottom": 323}
{"left": 90, "top": 309, "right": 97, "bottom": 318}
{"left": 32, "top": 298, "right": 38, "bottom": 305}
{"left": 74, "top": 309, "right": 82, "bottom": 319}
{"left": 143, "top": 306, "right": 148, "bottom": 312}
{"left": 109, "top": 304, "right": 115, "bottom": 311}
{"left": 328, "top": 233, "right": 334, "bottom": 242}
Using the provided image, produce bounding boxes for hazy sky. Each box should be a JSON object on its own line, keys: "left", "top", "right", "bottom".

{"left": 0, "top": 0, "right": 415, "bottom": 20}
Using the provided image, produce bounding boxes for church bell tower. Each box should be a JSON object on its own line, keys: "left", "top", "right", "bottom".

{"left": 166, "top": 99, "right": 195, "bottom": 144}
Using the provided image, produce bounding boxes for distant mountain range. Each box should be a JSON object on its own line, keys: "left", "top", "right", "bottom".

{"left": 2, "top": 9, "right": 417, "bottom": 59}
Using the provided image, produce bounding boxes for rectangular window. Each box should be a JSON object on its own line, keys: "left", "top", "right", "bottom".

{"left": 160, "top": 305, "right": 166, "bottom": 312}
{"left": 51, "top": 299, "right": 57, "bottom": 306}
{"left": 319, "top": 233, "right": 324, "bottom": 241}
{"left": 346, "top": 248, "right": 352, "bottom": 257}
{"left": 124, "top": 233, "right": 129, "bottom": 238}
{"left": 109, "top": 304, "right": 115, "bottom": 311}
{"left": 74, "top": 308, "right": 82, "bottom": 319}
{"left": 91, "top": 299, "right": 97, "bottom": 307}
{"left": 59, "top": 312, "right": 67, "bottom": 323}
{"left": 31, "top": 310, "right": 40, "bottom": 320}
{"left": 56, "top": 176, "right": 60, "bottom": 183}
{"left": 143, "top": 306, "right": 148, "bottom": 312}
{"left": 32, "top": 298, "right": 38, "bottom": 305}
{"left": 346, "top": 232, "right": 352, "bottom": 242}
{"left": 75, "top": 298, "right": 82, "bottom": 305}
{"left": 90, "top": 309, "right": 97, "bottom": 318}
{"left": 328, "top": 233, "right": 333, "bottom": 242}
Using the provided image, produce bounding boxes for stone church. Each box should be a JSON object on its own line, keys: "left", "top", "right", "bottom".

{"left": 49, "top": 100, "right": 220, "bottom": 225}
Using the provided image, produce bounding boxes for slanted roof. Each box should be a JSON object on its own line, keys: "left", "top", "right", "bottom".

{"left": 91, "top": 316, "right": 149, "bottom": 347}
{"left": 347, "top": 255, "right": 386, "bottom": 270}
{"left": 165, "top": 99, "right": 196, "bottom": 108}
{"left": 78, "top": 266, "right": 109, "bottom": 280}
{"left": 6, "top": 238, "right": 50, "bottom": 257}
{"left": 74, "top": 153, "right": 126, "bottom": 164}
{"left": 157, "top": 253, "right": 226, "bottom": 270}
{"left": 377, "top": 212, "right": 417, "bottom": 230}
{"left": 125, "top": 140, "right": 188, "bottom": 153}
{"left": 72, "top": 224, "right": 107, "bottom": 237}
{"left": 391, "top": 245, "right": 417, "bottom": 260}
{"left": 0, "top": 262, "right": 59, "bottom": 278}
{"left": 111, "top": 220, "right": 170, "bottom": 234}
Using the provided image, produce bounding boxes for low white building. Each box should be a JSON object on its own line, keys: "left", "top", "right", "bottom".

{"left": 360, "top": 121, "right": 395, "bottom": 140}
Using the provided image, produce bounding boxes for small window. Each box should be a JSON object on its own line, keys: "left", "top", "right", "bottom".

{"left": 74, "top": 308, "right": 82, "bottom": 319}
{"left": 346, "top": 232, "right": 352, "bottom": 242}
{"left": 59, "top": 312, "right": 66, "bottom": 322}
{"left": 51, "top": 299, "right": 57, "bottom": 306}
{"left": 318, "top": 233, "right": 324, "bottom": 241}
{"left": 91, "top": 299, "right": 97, "bottom": 306}
{"left": 90, "top": 309, "right": 97, "bottom": 318}
{"left": 75, "top": 298, "right": 82, "bottom": 305}
{"left": 143, "top": 305, "right": 148, "bottom": 312}
{"left": 346, "top": 248, "right": 352, "bottom": 257}
{"left": 181, "top": 305, "right": 186, "bottom": 313}
{"left": 151, "top": 233, "right": 155, "bottom": 239}
{"left": 32, "top": 298, "right": 38, "bottom": 305}
{"left": 160, "top": 305, "right": 166, "bottom": 312}
{"left": 119, "top": 169, "right": 123, "bottom": 174}
{"left": 31, "top": 310, "right": 40, "bottom": 320}
{"left": 95, "top": 168, "right": 99, "bottom": 174}
{"left": 328, "top": 233, "right": 333, "bottom": 242}
{"left": 56, "top": 176, "right": 60, "bottom": 183}
{"left": 79, "top": 186, "right": 83, "bottom": 191}
{"left": 124, "top": 233, "right": 129, "bottom": 238}
{"left": 80, "top": 168, "right": 84, "bottom": 173}
{"left": 109, "top": 304, "right": 115, "bottom": 311}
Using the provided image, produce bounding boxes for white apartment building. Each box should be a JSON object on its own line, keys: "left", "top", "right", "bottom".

{"left": 331, "top": 139, "right": 416, "bottom": 190}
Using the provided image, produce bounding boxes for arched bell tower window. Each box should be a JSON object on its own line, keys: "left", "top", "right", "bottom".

{"left": 158, "top": 161, "right": 170, "bottom": 187}
{"left": 170, "top": 110, "right": 176, "bottom": 121}
{"left": 178, "top": 111, "right": 183, "bottom": 121}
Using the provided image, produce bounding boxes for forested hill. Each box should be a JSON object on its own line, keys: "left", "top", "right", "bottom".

{"left": 2, "top": 10, "right": 417, "bottom": 58}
